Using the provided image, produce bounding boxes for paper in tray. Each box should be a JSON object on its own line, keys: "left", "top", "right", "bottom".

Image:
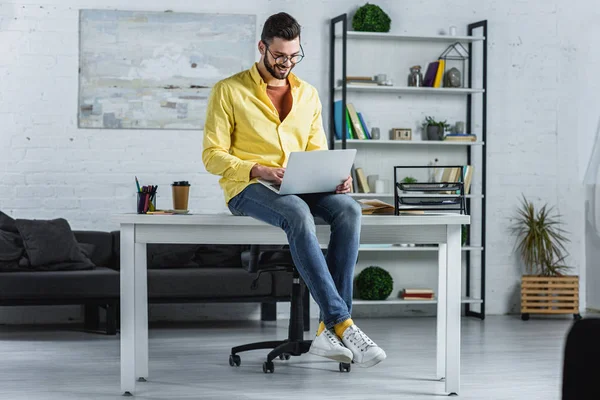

{"left": 399, "top": 197, "right": 462, "bottom": 206}
{"left": 398, "top": 182, "right": 462, "bottom": 192}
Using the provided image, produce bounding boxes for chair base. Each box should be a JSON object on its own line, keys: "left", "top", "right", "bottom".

{"left": 231, "top": 338, "right": 312, "bottom": 363}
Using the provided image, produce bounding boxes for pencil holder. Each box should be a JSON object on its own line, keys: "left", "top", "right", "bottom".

{"left": 137, "top": 192, "right": 156, "bottom": 214}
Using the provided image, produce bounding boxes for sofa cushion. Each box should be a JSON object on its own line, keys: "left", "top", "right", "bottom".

{"left": 0, "top": 211, "right": 18, "bottom": 234}
{"left": 0, "top": 266, "right": 119, "bottom": 300}
{"left": 15, "top": 218, "right": 94, "bottom": 271}
{"left": 0, "top": 230, "right": 24, "bottom": 262}
{"left": 73, "top": 231, "right": 114, "bottom": 268}
{"left": 0, "top": 211, "right": 24, "bottom": 272}
{"left": 147, "top": 267, "right": 272, "bottom": 298}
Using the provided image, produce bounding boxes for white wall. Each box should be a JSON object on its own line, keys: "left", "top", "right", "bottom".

{"left": 1, "top": 0, "right": 598, "bottom": 323}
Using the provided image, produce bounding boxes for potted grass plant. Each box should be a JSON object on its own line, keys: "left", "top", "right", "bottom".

{"left": 422, "top": 116, "right": 451, "bottom": 141}
{"left": 511, "top": 195, "right": 581, "bottom": 321}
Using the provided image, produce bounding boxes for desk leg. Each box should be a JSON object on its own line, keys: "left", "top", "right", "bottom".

{"left": 445, "top": 225, "right": 461, "bottom": 396}
{"left": 120, "top": 224, "right": 136, "bottom": 395}
{"left": 436, "top": 243, "right": 447, "bottom": 381}
{"left": 135, "top": 242, "right": 149, "bottom": 381}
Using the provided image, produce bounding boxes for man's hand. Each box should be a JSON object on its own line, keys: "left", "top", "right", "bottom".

{"left": 251, "top": 164, "right": 285, "bottom": 185}
{"left": 336, "top": 175, "right": 353, "bottom": 194}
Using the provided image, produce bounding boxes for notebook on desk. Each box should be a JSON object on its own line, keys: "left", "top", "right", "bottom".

{"left": 258, "top": 149, "right": 357, "bottom": 195}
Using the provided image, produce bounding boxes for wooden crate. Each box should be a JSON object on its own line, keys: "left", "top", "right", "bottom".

{"left": 521, "top": 275, "right": 579, "bottom": 317}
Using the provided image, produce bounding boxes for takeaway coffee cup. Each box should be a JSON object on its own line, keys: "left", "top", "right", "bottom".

{"left": 172, "top": 181, "right": 190, "bottom": 210}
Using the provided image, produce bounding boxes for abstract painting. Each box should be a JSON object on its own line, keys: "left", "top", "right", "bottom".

{"left": 78, "top": 10, "right": 256, "bottom": 129}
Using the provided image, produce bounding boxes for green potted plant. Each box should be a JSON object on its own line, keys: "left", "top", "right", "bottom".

{"left": 422, "top": 116, "right": 451, "bottom": 141}
{"left": 510, "top": 195, "right": 580, "bottom": 321}
{"left": 401, "top": 176, "right": 417, "bottom": 184}
{"left": 352, "top": 3, "right": 391, "bottom": 33}
{"left": 355, "top": 266, "right": 393, "bottom": 300}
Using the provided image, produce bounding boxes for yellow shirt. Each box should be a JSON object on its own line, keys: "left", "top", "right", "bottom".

{"left": 202, "top": 63, "right": 329, "bottom": 205}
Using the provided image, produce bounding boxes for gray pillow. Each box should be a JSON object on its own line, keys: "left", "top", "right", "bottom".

{"left": 0, "top": 211, "right": 18, "bottom": 234}
{"left": 15, "top": 218, "right": 94, "bottom": 270}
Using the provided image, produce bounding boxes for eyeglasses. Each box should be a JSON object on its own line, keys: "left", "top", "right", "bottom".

{"left": 265, "top": 43, "right": 304, "bottom": 65}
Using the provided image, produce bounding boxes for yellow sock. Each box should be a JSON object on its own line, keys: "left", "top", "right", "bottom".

{"left": 334, "top": 318, "right": 354, "bottom": 338}
{"left": 316, "top": 321, "right": 326, "bottom": 336}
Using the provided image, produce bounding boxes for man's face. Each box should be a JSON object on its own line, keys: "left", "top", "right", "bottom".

{"left": 261, "top": 37, "right": 302, "bottom": 81}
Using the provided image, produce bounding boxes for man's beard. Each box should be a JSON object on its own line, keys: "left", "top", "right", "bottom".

{"left": 264, "top": 57, "right": 292, "bottom": 80}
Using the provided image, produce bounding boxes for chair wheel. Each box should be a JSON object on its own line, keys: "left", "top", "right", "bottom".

{"left": 339, "top": 362, "right": 351, "bottom": 372}
{"left": 279, "top": 353, "right": 291, "bottom": 360}
{"left": 521, "top": 313, "right": 529, "bottom": 321}
{"left": 263, "top": 361, "right": 274, "bottom": 373}
{"left": 229, "top": 354, "right": 241, "bottom": 367}
{"left": 574, "top": 314, "right": 582, "bottom": 321}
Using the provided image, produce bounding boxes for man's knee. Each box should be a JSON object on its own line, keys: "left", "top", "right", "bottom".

{"left": 338, "top": 198, "right": 362, "bottom": 227}
{"left": 282, "top": 205, "right": 315, "bottom": 235}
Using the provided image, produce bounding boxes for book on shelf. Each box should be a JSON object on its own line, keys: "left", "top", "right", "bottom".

{"left": 346, "top": 103, "right": 367, "bottom": 140}
{"left": 433, "top": 59, "right": 445, "bottom": 88}
{"left": 401, "top": 288, "right": 435, "bottom": 300}
{"left": 347, "top": 81, "right": 379, "bottom": 86}
{"left": 357, "top": 112, "right": 371, "bottom": 139}
{"left": 358, "top": 199, "right": 393, "bottom": 215}
{"left": 334, "top": 100, "right": 372, "bottom": 140}
{"left": 359, "top": 199, "right": 425, "bottom": 215}
{"left": 350, "top": 164, "right": 358, "bottom": 193}
{"left": 404, "top": 288, "right": 434, "bottom": 294}
{"left": 462, "top": 165, "right": 474, "bottom": 194}
{"left": 423, "top": 61, "right": 439, "bottom": 87}
{"left": 444, "top": 133, "right": 477, "bottom": 142}
{"left": 354, "top": 167, "right": 370, "bottom": 193}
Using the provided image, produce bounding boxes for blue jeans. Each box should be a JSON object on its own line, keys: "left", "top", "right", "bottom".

{"left": 228, "top": 183, "right": 362, "bottom": 329}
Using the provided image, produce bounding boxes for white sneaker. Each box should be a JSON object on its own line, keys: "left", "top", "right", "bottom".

{"left": 341, "top": 325, "right": 387, "bottom": 368}
{"left": 308, "top": 328, "right": 353, "bottom": 363}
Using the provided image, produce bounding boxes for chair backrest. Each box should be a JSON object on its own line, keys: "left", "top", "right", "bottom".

{"left": 240, "top": 245, "right": 293, "bottom": 273}
{"left": 562, "top": 318, "right": 600, "bottom": 399}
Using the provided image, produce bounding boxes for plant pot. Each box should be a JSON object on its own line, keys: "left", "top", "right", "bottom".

{"left": 520, "top": 275, "right": 581, "bottom": 321}
{"left": 427, "top": 125, "right": 444, "bottom": 140}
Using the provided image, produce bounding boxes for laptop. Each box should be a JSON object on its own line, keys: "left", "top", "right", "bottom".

{"left": 258, "top": 149, "right": 357, "bottom": 195}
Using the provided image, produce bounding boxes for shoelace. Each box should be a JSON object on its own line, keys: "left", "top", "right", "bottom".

{"left": 346, "top": 327, "right": 375, "bottom": 352}
{"left": 324, "top": 329, "right": 345, "bottom": 347}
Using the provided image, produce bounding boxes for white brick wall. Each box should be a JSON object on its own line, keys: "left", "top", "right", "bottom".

{"left": 1, "top": 0, "right": 598, "bottom": 323}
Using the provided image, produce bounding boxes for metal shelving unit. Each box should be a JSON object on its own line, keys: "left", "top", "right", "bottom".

{"left": 329, "top": 14, "right": 487, "bottom": 320}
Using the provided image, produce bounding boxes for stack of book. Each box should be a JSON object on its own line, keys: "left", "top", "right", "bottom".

{"left": 401, "top": 288, "right": 435, "bottom": 300}
{"left": 334, "top": 100, "right": 371, "bottom": 140}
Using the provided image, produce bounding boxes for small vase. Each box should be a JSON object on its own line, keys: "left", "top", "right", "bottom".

{"left": 370, "top": 127, "right": 380, "bottom": 140}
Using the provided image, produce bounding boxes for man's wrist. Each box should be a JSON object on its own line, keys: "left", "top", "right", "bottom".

{"left": 250, "top": 163, "right": 262, "bottom": 179}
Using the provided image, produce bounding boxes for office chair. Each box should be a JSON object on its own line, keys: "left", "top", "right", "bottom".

{"left": 562, "top": 317, "right": 600, "bottom": 400}
{"left": 228, "top": 244, "right": 352, "bottom": 373}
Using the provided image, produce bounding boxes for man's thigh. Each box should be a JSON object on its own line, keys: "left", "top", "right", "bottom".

{"left": 300, "top": 192, "right": 360, "bottom": 223}
{"left": 228, "top": 183, "right": 312, "bottom": 227}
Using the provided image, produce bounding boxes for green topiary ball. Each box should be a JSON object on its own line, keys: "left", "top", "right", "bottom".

{"left": 352, "top": 3, "right": 391, "bottom": 33}
{"left": 356, "top": 266, "right": 393, "bottom": 300}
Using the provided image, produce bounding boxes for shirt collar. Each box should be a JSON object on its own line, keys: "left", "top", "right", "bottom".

{"left": 249, "top": 62, "right": 301, "bottom": 89}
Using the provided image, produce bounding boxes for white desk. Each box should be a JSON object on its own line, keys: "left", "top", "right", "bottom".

{"left": 113, "top": 213, "right": 469, "bottom": 396}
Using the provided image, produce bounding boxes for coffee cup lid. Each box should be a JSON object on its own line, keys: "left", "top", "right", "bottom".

{"left": 172, "top": 181, "right": 190, "bottom": 186}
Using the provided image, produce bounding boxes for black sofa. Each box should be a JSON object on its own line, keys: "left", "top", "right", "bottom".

{"left": 0, "top": 230, "right": 296, "bottom": 334}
